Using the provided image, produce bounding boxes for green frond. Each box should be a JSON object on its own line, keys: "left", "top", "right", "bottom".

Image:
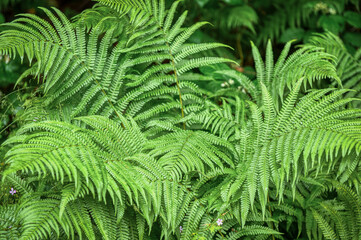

{"left": 72, "top": 4, "right": 125, "bottom": 34}
{"left": 0, "top": 3, "right": 232, "bottom": 125}
{"left": 213, "top": 70, "right": 259, "bottom": 103}
{"left": 86, "top": 197, "right": 118, "bottom": 240}
{"left": 0, "top": 8, "right": 127, "bottom": 118}
{"left": 3, "top": 174, "right": 33, "bottom": 195}
{"left": 144, "top": 130, "right": 235, "bottom": 180}
{"left": 251, "top": 41, "right": 266, "bottom": 86}
{"left": 217, "top": 84, "right": 361, "bottom": 219}
{"left": 311, "top": 208, "right": 337, "bottom": 240}
{"left": 307, "top": 32, "right": 361, "bottom": 107}
{"left": 19, "top": 197, "right": 63, "bottom": 239}
{"left": 256, "top": 0, "right": 317, "bottom": 45}
{"left": 95, "top": 0, "right": 148, "bottom": 15}
{"left": 192, "top": 97, "right": 246, "bottom": 141}
{"left": 180, "top": 199, "right": 206, "bottom": 240}
{"left": 0, "top": 205, "right": 20, "bottom": 239}
{"left": 3, "top": 116, "right": 151, "bottom": 207}
{"left": 334, "top": 182, "right": 361, "bottom": 236}
{"left": 219, "top": 5, "right": 258, "bottom": 33}
{"left": 225, "top": 225, "right": 280, "bottom": 239}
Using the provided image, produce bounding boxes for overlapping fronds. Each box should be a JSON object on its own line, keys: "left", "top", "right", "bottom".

{"left": 15, "top": 193, "right": 148, "bottom": 240}
{"left": 256, "top": 0, "right": 315, "bottom": 45}
{"left": 267, "top": 179, "right": 361, "bottom": 240}
{"left": 3, "top": 116, "right": 151, "bottom": 208}
{"left": 0, "top": 205, "right": 20, "bottom": 239}
{"left": 0, "top": 2, "right": 232, "bottom": 126}
{"left": 144, "top": 130, "right": 235, "bottom": 180}
{"left": 216, "top": 40, "right": 340, "bottom": 108}
{"left": 72, "top": 4, "right": 126, "bottom": 34}
{"left": 1, "top": 0, "right": 361, "bottom": 239}
{"left": 0, "top": 7, "right": 130, "bottom": 119}
{"left": 95, "top": 0, "right": 149, "bottom": 17}
{"left": 306, "top": 32, "right": 361, "bottom": 106}
{"left": 198, "top": 68, "right": 361, "bottom": 224}
{"left": 0, "top": 115, "right": 235, "bottom": 239}
{"left": 1, "top": 116, "right": 155, "bottom": 239}
{"left": 192, "top": 96, "right": 246, "bottom": 141}
{"left": 256, "top": 0, "right": 344, "bottom": 45}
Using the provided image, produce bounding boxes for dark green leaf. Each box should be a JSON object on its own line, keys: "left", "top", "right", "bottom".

{"left": 318, "top": 15, "right": 345, "bottom": 34}
{"left": 280, "top": 28, "right": 305, "bottom": 43}
{"left": 344, "top": 32, "right": 361, "bottom": 47}
{"left": 344, "top": 11, "right": 361, "bottom": 28}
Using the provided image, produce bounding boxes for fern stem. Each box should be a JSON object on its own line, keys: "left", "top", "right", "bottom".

{"left": 154, "top": 18, "right": 186, "bottom": 129}
{"left": 41, "top": 39, "right": 126, "bottom": 127}
{"left": 129, "top": 5, "right": 187, "bottom": 129}
{"left": 72, "top": 51, "right": 125, "bottom": 128}
{"left": 166, "top": 43, "right": 186, "bottom": 130}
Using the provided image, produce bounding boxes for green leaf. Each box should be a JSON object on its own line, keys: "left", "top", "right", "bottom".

{"left": 318, "top": 15, "right": 345, "bottom": 34}
{"left": 280, "top": 28, "right": 305, "bottom": 43}
{"left": 344, "top": 32, "right": 361, "bottom": 47}
{"left": 344, "top": 11, "right": 361, "bottom": 28}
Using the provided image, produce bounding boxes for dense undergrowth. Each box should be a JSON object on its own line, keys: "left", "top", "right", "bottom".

{"left": 0, "top": 0, "right": 361, "bottom": 239}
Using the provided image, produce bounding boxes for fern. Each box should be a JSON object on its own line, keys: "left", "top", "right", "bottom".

{"left": 0, "top": 2, "right": 232, "bottom": 128}
{"left": 1, "top": 0, "right": 361, "bottom": 239}
{"left": 255, "top": 0, "right": 346, "bottom": 45}
{"left": 306, "top": 32, "right": 361, "bottom": 106}
{"left": 190, "top": 40, "right": 361, "bottom": 238}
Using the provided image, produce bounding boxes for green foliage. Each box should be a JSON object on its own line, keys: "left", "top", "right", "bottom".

{"left": 0, "top": 0, "right": 361, "bottom": 240}
{"left": 306, "top": 32, "right": 361, "bottom": 105}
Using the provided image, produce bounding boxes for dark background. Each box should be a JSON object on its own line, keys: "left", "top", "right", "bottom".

{"left": 1, "top": 0, "right": 95, "bottom": 21}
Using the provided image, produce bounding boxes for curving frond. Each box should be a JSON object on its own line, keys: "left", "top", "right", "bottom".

{"left": 215, "top": 40, "right": 340, "bottom": 109}
{"left": 306, "top": 32, "right": 361, "bottom": 107}
{"left": 3, "top": 116, "right": 151, "bottom": 207}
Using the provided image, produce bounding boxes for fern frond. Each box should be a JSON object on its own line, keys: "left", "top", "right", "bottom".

{"left": 3, "top": 116, "right": 152, "bottom": 207}
{"left": 144, "top": 130, "right": 235, "bottom": 180}
{"left": 0, "top": 2, "right": 233, "bottom": 128}
{"left": 306, "top": 32, "right": 361, "bottom": 106}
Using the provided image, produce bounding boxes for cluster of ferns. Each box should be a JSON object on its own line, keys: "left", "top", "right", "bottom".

{"left": 1, "top": 0, "right": 361, "bottom": 239}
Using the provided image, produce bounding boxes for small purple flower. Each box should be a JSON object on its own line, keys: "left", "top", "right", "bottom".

{"left": 179, "top": 226, "right": 183, "bottom": 233}
{"left": 216, "top": 218, "right": 223, "bottom": 226}
{"left": 9, "top": 188, "right": 16, "bottom": 195}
